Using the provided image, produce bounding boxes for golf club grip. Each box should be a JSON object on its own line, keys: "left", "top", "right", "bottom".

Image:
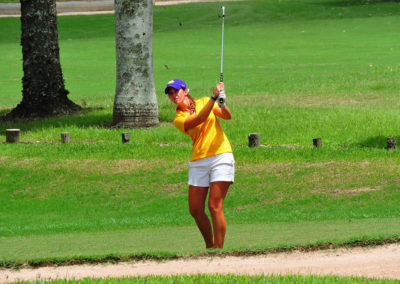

{"left": 220, "top": 73, "right": 223, "bottom": 82}
{"left": 218, "top": 89, "right": 226, "bottom": 106}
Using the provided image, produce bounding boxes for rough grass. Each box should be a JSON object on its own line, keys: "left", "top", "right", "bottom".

{"left": 1, "top": 153, "right": 400, "bottom": 238}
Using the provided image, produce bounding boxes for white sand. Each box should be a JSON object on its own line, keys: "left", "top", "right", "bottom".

{"left": 2, "top": 244, "right": 400, "bottom": 282}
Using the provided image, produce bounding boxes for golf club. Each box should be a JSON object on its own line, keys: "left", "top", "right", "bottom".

{"left": 218, "top": 6, "right": 226, "bottom": 108}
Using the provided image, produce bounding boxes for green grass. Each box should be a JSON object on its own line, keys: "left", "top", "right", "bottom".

{"left": 1, "top": 219, "right": 399, "bottom": 265}
{"left": 1, "top": 149, "right": 400, "bottom": 239}
{"left": 14, "top": 274, "right": 400, "bottom": 284}
{"left": 1, "top": 0, "right": 400, "bottom": 268}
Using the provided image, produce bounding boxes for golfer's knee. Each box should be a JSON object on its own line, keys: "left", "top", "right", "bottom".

{"left": 208, "top": 202, "right": 223, "bottom": 216}
{"left": 189, "top": 206, "right": 205, "bottom": 219}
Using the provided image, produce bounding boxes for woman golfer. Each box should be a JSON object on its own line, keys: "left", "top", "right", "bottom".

{"left": 165, "top": 79, "right": 234, "bottom": 249}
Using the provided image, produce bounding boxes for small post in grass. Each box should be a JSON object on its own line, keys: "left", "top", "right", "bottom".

{"left": 313, "top": 138, "right": 322, "bottom": 148}
{"left": 6, "top": 129, "right": 20, "bottom": 143}
{"left": 248, "top": 133, "right": 260, "bottom": 147}
{"left": 387, "top": 137, "right": 396, "bottom": 150}
{"left": 61, "top": 132, "right": 70, "bottom": 144}
{"left": 122, "top": 132, "right": 130, "bottom": 144}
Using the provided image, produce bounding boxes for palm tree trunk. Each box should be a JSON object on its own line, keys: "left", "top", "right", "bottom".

{"left": 6, "top": 0, "right": 81, "bottom": 119}
{"left": 112, "top": 0, "right": 159, "bottom": 128}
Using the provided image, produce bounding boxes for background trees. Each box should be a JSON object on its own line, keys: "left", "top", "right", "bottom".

{"left": 112, "top": 0, "right": 159, "bottom": 128}
{"left": 6, "top": 0, "right": 81, "bottom": 119}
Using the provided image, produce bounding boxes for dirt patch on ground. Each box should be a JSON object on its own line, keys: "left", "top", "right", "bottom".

{"left": 332, "top": 186, "right": 382, "bottom": 196}
{"left": 11, "top": 158, "right": 41, "bottom": 166}
{"left": 46, "top": 159, "right": 159, "bottom": 174}
{"left": 289, "top": 96, "right": 382, "bottom": 107}
{"left": 1, "top": 244, "right": 400, "bottom": 282}
{"left": 237, "top": 162, "right": 294, "bottom": 172}
{"left": 229, "top": 94, "right": 384, "bottom": 108}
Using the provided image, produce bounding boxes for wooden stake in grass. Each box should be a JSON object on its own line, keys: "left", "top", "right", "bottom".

{"left": 248, "top": 133, "right": 260, "bottom": 147}
{"left": 6, "top": 129, "right": 20, "bottom": 143}
{"left": 122, "top": 132, "right": 130, "bottom": 144}
{"left": 387, "top": 137, "right": 396, "bottom": 150}
{"left": 61, "top": 132, "right": 70, "bottom": 144}
{"left": 313, "top": 138, "right": 322, "bottom": 148}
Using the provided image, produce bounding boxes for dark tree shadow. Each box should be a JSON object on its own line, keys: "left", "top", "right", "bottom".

{"left": 357, "top": 136, "right": 400, "bottom": 149}
{"left": 321, "top": 0, "right": 400, "bottom": 7}
{"left": 0, "top": 107, "right": 113, "bottom": 133}
{"left": 0, "top": 109, "right": 11, "bottom": 117}
{"left": 0, "top": 107, "right": 171, "bottom": 133}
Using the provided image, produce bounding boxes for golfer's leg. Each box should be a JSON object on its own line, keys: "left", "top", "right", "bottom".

{"left": 188, "top": 186, "right": 214, "bottom": 248}
{"left": 208, "top": 181, "right": 230, "bottom": 248}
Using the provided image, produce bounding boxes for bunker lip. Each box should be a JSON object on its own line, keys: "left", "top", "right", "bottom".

{"left": 1, "top": 236, "right": 399, "bottom": 270}
{"left": 1, "top": 242, "right": 400, "bottom": 282}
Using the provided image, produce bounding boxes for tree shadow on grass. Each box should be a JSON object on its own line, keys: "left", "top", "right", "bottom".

{"left": 356, "top": 136, "right": 400, "bottom": 149}
{"left": 320, "top": 0, "right": 400, "bottom": 7}
{"left": 0, "top": 108, "right": 172, "bottom": 134}
{"left": 0, "top": 107, "right": 113, "bottom": 133}
{"left": 0, "top": 108, "right": 12, "bottom": 117}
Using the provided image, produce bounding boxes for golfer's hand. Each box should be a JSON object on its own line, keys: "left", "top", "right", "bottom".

{"left": 218, "top": 90, "right": 226, "bottom": 108}
{"left": 213, "top": 82, "right": 225, "bottom": 98}
{"left": 215, "top": 82, "right": 226, "bottom": 108}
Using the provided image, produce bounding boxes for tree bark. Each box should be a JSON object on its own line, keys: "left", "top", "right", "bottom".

{"left": 6, "top": 0, "right": 81, "bottom": 120}
{"left": 112, "top": 0, "right": 159, "bottom": 128}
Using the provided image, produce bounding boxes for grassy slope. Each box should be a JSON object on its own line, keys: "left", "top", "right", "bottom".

{"left": 1, "top": 219, "right": 399, "bottom": 263}
{"left": 1, "top": 0, "right": 400, "bottom": 264}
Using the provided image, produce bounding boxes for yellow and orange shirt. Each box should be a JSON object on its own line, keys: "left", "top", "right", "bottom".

{"left": 174, "top": 97, "right": 233, "bottom": 161}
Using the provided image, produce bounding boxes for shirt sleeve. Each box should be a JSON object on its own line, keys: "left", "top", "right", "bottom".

{"left": 174, "top": 111, "right": 190, "bottom": 134}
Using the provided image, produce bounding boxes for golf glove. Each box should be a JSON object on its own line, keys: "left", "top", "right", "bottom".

{"left": 218, "top": 89, "right": 226, "bottom": 108}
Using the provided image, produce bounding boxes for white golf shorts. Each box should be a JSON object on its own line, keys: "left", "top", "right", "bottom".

{"left": 188, "top": 152, "right": 235, "bottom": 187}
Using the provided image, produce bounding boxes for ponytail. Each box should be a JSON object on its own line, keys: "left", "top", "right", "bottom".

{"left": 186, "top": 93, "right": 196, "bottom": 115}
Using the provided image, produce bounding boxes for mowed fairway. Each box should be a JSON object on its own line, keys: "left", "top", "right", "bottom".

{"left": 1, "top": 0, "right": 400, "bottom": 272}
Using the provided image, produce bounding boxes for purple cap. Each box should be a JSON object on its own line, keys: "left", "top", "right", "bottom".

{"left": 165, "top": 79, "right": 187, "bottom": 94}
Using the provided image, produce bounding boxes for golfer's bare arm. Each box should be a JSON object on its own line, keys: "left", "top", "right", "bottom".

{"left": 184, "top": 82, "right": 227, "bottom": 131}
{"left": 213, "top": 81, "right": 231, "bottom": 119}
{"left": 184, "top": 99, "right": 216, "bottom": 131}
{"left": 213, "top": 106, "right": 231, "bottom": 120}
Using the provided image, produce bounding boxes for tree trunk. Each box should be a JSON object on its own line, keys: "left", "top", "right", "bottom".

{"left": 6, "top": 0, "right": 81, "bottom": 120}
{"left": 112, "top": 0, "right": 159, "bottom": 128}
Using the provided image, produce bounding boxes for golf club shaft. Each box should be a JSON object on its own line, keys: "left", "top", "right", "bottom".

{"left": 220, "top": 6, "right": 225, "bottom": 83}
{"left": 218, "top": 6, "right": 226, "bottom": 107}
